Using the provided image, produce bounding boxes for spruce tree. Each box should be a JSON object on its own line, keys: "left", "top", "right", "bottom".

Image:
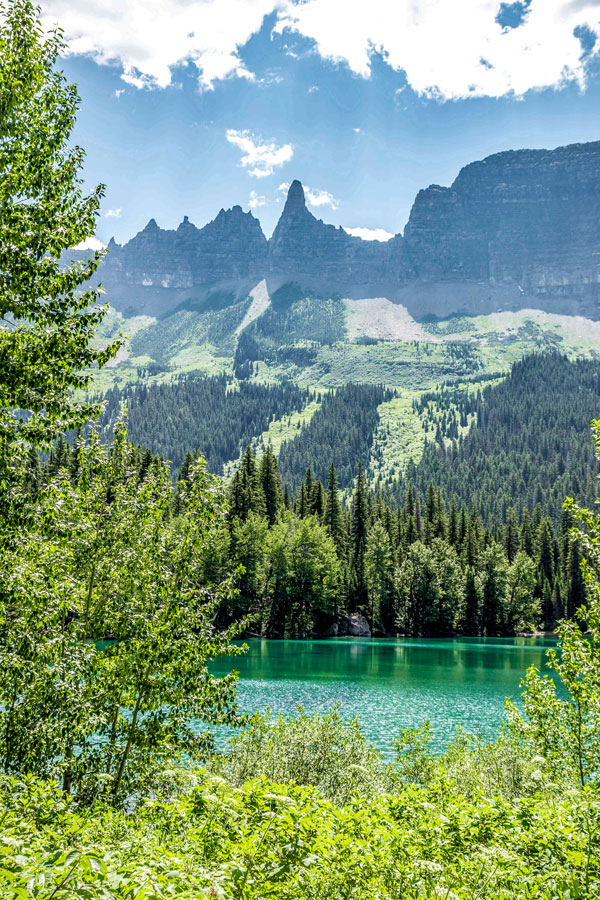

{"left": 351, "top": 461, "right": 369, "bottom": 608}
{"left": 259, "top": 445, "right": 282, "bottom": 526}
{"left": 325, "top": 463, "right": 343, "bottom": 552}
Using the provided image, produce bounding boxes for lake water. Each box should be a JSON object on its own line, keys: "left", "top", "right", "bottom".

{"left": 209, "top": 636, "right": 557, "bottom": 754}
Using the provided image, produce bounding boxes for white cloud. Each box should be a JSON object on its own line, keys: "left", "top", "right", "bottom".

{"left": 305, "top": 186, "right": 338, "bottom": 209}
{"left": 226, "top": 129, "right": 293, "bottom": 177}
{"left": 275, "top": 0, "right": 600, "bottom": 100}
{"left": 105, "top": 208, "right": 122, "bottom": 218}
{"left": 343, "top": 226, "right": 394, "bottom": 242}
{"left": 38, "top": 1, "right": 600, "bottom": 99}
{"left": 40, "top": 0, "right": 275, "bottom": 90}
{"left": 308, "top": 84, "right": 319, "bottom": 92}
{"left": 73, "top": 236, "right": 106, "bottom": 251}
{"left": 249, "top": 190, "right": 266, "bottom": 208}
{"left": 353, "top": 127, "right": 361, "bottom": 133}
{"left": 278, "top": 182, "right": 338, "bottom": 209}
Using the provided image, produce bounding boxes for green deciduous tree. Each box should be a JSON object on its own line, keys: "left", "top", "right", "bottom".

{"left": 0, "top": 423, "right": 245, "bottom": 802}
{"left": 508, "top": 421, "right": 600, "bottom": 786}
{"left": 0, "top": 0, "right": 120, "bottom": 457}
{"left": 265, "top": 512, "right": 339, "bottom": 636}
{"left": 365, "top": 520, "right": 394, "bottom": 633}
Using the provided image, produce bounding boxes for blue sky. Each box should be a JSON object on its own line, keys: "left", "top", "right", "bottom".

{"left": 39, "top": 1, "right": 600, "bottom": 245}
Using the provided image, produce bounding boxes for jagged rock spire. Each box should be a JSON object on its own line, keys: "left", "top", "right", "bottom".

{"left": 283, "top": 180, "right": 306, "bottom": 214}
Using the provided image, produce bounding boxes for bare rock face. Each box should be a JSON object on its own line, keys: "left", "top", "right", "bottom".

{"left": 99, "top": 206, "right": 268, "bottom": 306}
{"left": 402, "top": 142, "right": 600, "bottom": 303}
{"left": 267, "top": 180, "right": 401, "bottom": 285}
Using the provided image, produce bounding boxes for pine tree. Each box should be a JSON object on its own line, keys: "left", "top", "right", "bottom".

{"left": 463, "top": 567, "right": 481, "bottom": 635}
{"left": 351, "top": 461, "right": 369, "bottom": 608}
{"left": 324, "top": 463, "right": 344, "bottom": 553}
{"left": 310, "top": 480, "right": 325, "bottom": 521}
{"left": 259, "top": 446, "right": 282, "bottom": 526}
{"left": 504, "top": 507, "right": 519, "bottom": 563}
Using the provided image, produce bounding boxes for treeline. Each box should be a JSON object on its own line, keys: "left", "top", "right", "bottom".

{"left": 97, "top": 374, "right": 310, "bottom": 471}
{"left": 395, "top": 353, "right": 600, "bottom": 523}
{"left": 172, "top": 444, "right": 588, "bottom": 639}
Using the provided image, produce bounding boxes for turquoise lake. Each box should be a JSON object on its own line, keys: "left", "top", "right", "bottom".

{"left": 209, "top": 636, "right": 557, "bottom": 753}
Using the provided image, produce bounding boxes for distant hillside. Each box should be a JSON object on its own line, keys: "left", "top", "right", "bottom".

{"left": 395, "top": 353, "right": 600, "bottom": 523}
{"left": 98, "top": 354, "right": 600, "bottom": 523}
{"left": 99, "top": 376, "right": 310, "bottom": 472}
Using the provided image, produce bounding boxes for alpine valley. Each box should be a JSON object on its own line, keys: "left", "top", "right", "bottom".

{"left": 82, "top": 140, "right": 600, "bottom": 507}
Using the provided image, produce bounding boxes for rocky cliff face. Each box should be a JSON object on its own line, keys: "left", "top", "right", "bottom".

{"left": 99, "top": 206, "right": 268, "bottom": 309}
{"left": 267, "top": 180, "right": 399, "bottom": 285}
{"left": 89, "top": 140, "right": 600, "bottom": 318}
{"left": 402, "top": 142, "right": 600, "bottom": 301}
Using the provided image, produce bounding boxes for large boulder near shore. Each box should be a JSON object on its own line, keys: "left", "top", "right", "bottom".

{"left": 338, "top": 613, "right": 371, "bottom": 637}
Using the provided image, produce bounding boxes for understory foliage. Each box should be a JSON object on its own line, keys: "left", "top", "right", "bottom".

{"left": 2, "top": 744, "right": 600, "bottom": 899}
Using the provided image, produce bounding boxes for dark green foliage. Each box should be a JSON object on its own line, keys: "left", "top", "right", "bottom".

{"left": 233, "top": 287, "right": 346, "bottom": 371}
{"left": 99, "top": 375, "right": 309, "bottom": 471}
{"left": 220, "top": 441, "right": 586, "bottom": 637}
{"left": 278, "top": 383, "right": 392, "bottom": 490}
{"left": 398, "top": 353, "right": 600, "bottom": 523}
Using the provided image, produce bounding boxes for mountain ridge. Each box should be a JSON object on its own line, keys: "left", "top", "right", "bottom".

{"left": 79, "top": 139, "right": 600, "bottom": 320}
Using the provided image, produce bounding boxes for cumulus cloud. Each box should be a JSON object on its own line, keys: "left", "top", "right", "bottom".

{"left": 305, "top": 186, "right": 338, "bottom": 208}
{"left": 40, "top": 0, "right": 275, "bottom": 89}
{"left": 343, "top": 226, "right": 394, "bottom": 242}
{"left": 226, "top": 129, "right": 293, "bottom": 177}
{"left": 275, "top": 0, "right": 600, "bottom": 100}
{"left": 38, "top": 1, "right": 600, "bottom": 99}
{"left": 73, "top": 236, "right": 106, "bottom": 251}
{"left": 105, "top": 208, "right": 122, "bottom": 218}
{"left": 278, "top": 182, "right": 338, "bottom": 209}
{"left": 249, "top": 190, "right": 266, "bottom": 208}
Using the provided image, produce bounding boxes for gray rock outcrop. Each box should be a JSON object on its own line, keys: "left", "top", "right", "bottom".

{"left": 267, "top": 180, "right": 399, "bottom": 286}
{"left": 402, "top": 142, "right": 600, "bottom": 304}
{"left": 73, "top": 140, "right": 600, "bottom": 318}
{"left": 338, "top": 613, "right": 371, "bottom": 637}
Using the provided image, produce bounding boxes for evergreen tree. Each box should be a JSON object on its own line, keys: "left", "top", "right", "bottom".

{"left": 324, "top": 463, "right": 344, "bottom": 554}
{"left": 259, "top": 446, "right": 282, "bottom": 526}
{"left": 504, "top": 507, "right": 519, "bottom": 563}
{"left": 463, "top": 568, "right": 481, "bottom": 635}
{"left": 351, "top": 461, "right": 369, "bottom": 608}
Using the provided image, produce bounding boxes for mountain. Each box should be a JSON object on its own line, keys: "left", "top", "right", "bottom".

{"left": 89, "top": 140, "right": 600, "bottom": 320}
{"left": 267, "top": 179, "right": 400, "bottom": 286}
{"left": 401, "top": 142, "right": 600, "bottom": 316}
{"left": 93, "top": 205, "right": 268, "bottom": 316}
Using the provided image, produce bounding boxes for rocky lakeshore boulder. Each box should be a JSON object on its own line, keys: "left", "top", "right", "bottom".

{"left": 337, "top": 613, "right": 371, "bottom": 637}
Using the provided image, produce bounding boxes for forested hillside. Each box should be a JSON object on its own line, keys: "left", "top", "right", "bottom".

{"left": 96, "top": 354, "right": 600, "bottom": 515}
{"left": 278, "top": 383, "right": 393, "bottom": 490}
{"left": 398, "top": 353, "right": 600, "bottom": 522}
{"left": 98, "top": 375, "right": 310, "bottom": 471}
